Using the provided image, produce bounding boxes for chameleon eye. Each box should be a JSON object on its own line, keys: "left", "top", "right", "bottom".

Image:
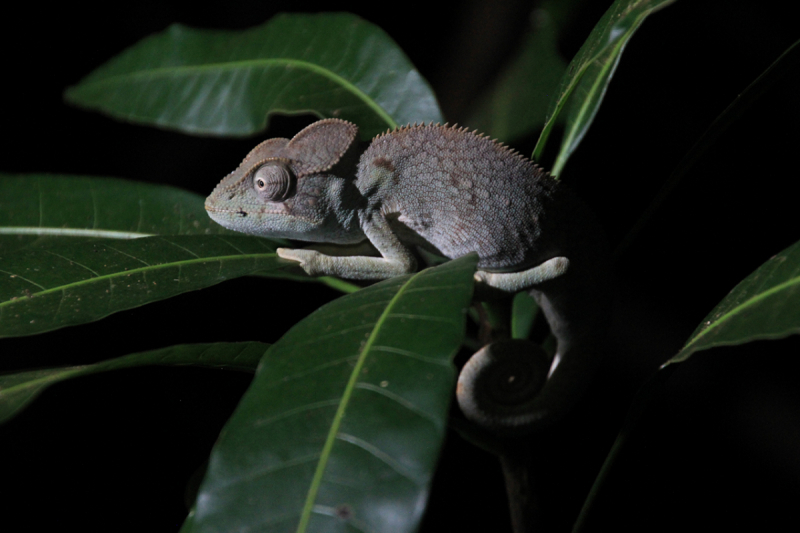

{"left": 252, "top": 163, "right": 295, "bottom": 201}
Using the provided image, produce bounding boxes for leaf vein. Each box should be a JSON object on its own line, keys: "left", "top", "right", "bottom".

{"left": 261, "top": 355, "right": 358, "bottom": 389}
{"left": 101, "top": 244, "right": 151, "bottom": 266}
{"left": 253, "top": 398, "right": 341, "bottom": 428}
{"left": 355, "top": 382, "right": 442, "bottom": 428}
{"left": 336, "top": 432, "right": 426, "bottom": 486}
{"left": 42, "top": 250, "right": 100, "bottom": 276}
{"left": 0, "top": 269, "right": 46, "bottom": 290}
{"left": 369, "top": 345, "right": 449, "bottom": 366}
{"left": 159, "top": 237, "right": 202, "bottom": 258}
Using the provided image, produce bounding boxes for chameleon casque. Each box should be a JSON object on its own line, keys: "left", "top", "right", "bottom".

{"left": 205, "top": 118, "right": 609, "bottom": 433}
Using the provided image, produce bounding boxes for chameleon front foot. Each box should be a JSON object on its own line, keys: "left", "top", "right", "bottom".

{"left": 276, "top": 247, "right": 416, "bottom": 280}
{"left": 276, "top": 248, "right": 326, "bottom": 276}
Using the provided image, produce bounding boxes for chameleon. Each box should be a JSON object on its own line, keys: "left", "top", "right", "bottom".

{"left": 205, "top": 118, "right": 609, "bottom": 433}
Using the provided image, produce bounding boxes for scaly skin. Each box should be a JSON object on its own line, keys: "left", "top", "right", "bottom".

{"left": 205, "top": 118, "right": 609, "bottom": 433}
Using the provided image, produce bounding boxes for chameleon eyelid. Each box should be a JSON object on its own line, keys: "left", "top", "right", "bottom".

{"left": 250, "top": 158, "right": 295, "bottom": 201}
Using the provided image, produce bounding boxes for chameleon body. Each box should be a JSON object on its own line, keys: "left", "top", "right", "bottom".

{"left": 205, "top": 119, "right": 609, "bottom": 432}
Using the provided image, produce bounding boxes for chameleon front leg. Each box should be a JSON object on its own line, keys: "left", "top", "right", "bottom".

{"left": 277, "top": 212, "right": 417, "bottom": 280}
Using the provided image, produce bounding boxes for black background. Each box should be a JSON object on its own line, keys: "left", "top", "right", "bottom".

{"left": 2, "top": 1, "right": 799, "bottom": 531}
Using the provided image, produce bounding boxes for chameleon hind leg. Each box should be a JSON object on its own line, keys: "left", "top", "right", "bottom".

{"left": 460, "top": 255, "right": 576, "bottom": 433}
{"left": 474, "top": 256, "right": 569, "bottom": 293}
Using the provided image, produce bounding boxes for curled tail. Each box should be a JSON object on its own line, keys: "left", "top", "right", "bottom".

{"left": 456, "top": 280, "right": 608, "bottom": 433}
{"left": 456, "top": 195, "right": 610, "bottom": 433}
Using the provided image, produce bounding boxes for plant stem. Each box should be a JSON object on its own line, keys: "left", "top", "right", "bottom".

{"left": 500, "top": 452, "right": 542, "bottom": 533}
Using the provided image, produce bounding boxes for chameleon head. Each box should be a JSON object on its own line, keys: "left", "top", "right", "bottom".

{"left": 204, "top": 158, "right": 311, "bottom": 238}
{"left": 205, "top": 118, "right": 363, "bottom": 242}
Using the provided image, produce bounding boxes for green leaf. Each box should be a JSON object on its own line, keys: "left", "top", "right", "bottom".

{"left": 0, "top": 235, "right": 281, "bottom": 338}
{"left": 0, "top": 174, "right": 354, "bottom": 293}
{"left": 574, "top": 239, "right": 800, "bottom": 532}
{"left": 511, "top": 291, "right": 538, "bottom": 340}
{"left": 64, "top": 13, "right": 443, "bottom": 139}
{"left": 182, "top": 255, "right": 478, "bottom": 533}
{"left": 669, "top": 239, "right": 800, "bottom": 365}
{"left": 466, "top": 0, "right": 575, "bottom": 143}
{"left": 533, "top": 0, "right": 675, "bottom": 176}
{"left": 0, "top": 342, "right": 266, "bottom": 424}
{"left": 0, "top": 173, "right": 236, "bottom": 253}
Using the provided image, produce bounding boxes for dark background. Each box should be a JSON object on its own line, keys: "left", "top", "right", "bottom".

{"left": 2, "top": 1, "right": 799, "bottom": 531}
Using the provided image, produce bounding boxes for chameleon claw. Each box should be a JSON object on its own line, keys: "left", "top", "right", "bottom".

{"left": 277, "top": 248, "right": 326, "bottom": 276}
{"left": 276, "top": 248, "right": 299, "bottom": 262}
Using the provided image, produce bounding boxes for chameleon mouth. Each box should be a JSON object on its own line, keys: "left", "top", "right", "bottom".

{"left": 204, "top": 195, "right": 291, "bottom": 215}
{"left": 204, "top": 207, "right": 233, "bottom": 227}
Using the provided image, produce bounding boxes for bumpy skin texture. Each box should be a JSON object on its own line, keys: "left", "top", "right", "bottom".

{"left": 357, "top": 124, "right": 556, "bottom": 271}
{"left": 205, "top": 119, "right": 609, "bottom": 432}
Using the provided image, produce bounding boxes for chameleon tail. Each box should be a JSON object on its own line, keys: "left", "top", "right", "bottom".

{"left": 456, "top": 219, "right": 610, "bottom": 433}
{"left": 456, "top": 277, "right": 608, "bottom": 433}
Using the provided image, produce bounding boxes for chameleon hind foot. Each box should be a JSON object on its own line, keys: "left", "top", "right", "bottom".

{"left": 474, "top": 256, "right": 570, "bottom": 293}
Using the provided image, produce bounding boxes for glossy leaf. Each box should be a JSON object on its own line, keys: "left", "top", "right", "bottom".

{"left": 0, "top": 235, "right": 282, "bottom": 338}
{"left": 669, "top": 239, "right": 800, "bottom": 365}
{"left": 466, "top": 0, "right": 575, "bottom": 143}
{"left": 574, "top": 239, "right": 800, "bottom": 532}
{"left": 0, "top": 173, "right": 235, "bottom": 253}
{"left": 533, "top": 0, "right": 676, "bottom": 176}
{"left": 181, "top": 254, "right": 478, "bottom": 533}
{"left": 0, "top": 174, "right": 354, "bottom": 293}
{"left": 65, "top": 13, "right": 443, "bottom": 139}
{"left": 0, "top": 342, "right": 267, "bottom": 424}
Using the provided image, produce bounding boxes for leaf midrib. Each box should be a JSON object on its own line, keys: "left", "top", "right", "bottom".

{"left": 74, "top": 58, "right": 397, "bottom": 129}
{"left": 296, "top": 274, "right": 415, "bottom": 532}
{"left": 534, "top": 2, "right": 671, "bottom": 165}
{"left": 552, "top": 8, "right": 657, "bottom": 175}
{"left": 0, "top": 227, "right": 154, "bottom": 239}
{"left": 679, "top": 274, "right": 800, "bottom": 355}
{"left": 0, "top": 250, "right": 275, "bottom": 308}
